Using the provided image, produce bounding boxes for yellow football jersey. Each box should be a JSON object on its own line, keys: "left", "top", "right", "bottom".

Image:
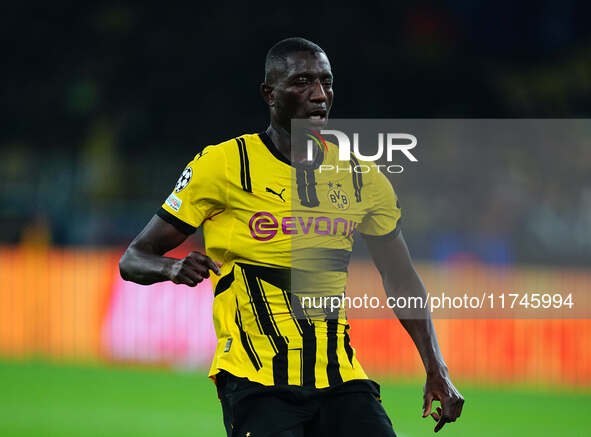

{"left": 159, "top": 132, "right": 400, "bottom": 388}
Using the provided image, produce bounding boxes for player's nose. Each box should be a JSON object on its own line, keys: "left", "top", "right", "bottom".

{"left": 310, "top": 80, "right": 327, "bottom": 102}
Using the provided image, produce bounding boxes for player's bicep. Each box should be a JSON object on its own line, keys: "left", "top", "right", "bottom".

{"left": 364, "top": 230, "right": 414, "bottom": 280}
{"left": 129, "top": 214, "right": 189, "bottom": 256}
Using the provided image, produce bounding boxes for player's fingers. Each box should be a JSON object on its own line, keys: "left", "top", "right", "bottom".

{"left": 430, "top": 406, "right": 441, "bottom": 422}
{"left": 457, "top": 398, "right": 464, "bottom": 417}
{"left": 185, "top": 251, "right": 211, "bottom": 268}
{"left": 187, "top": 252, "right": 222, "bottom": 276}
{"left": 434, "top": 415, "right": 448, "bottom": 433}
{"left": 203, "top": 256, "right": 222, "bottom": 275}
{"left": 447, "top": 394, "right": 464, "bottom": 420}
{"left": 422, "top": 392, "right": 433, "bottom": 417}
{"left": 185, "top": 251, "right": 208, "bottom": 265}
{"left": 174, "top": 270, "right": 203, "bottom": 287}
{"left": 449, "top": 398, "right": 463, "bottom": 420}
{"left": 434, "top": 408, "right": 452, "bottom": 432}
{"left": 182, "top": 255, "right": 212, "bottom": 278}
{"left": 190, "top": 262, "right": 212, "bottom": 278}
{"left": 179, "top": 264, "right": 208, "bottom": 281}
{"left": 440, "top": 392, "right": 462, "bottom": 424}
{"left": 171, "top": 273, "right": 191, "bottom": 286}
{"left": 441, "top": 396, "right": 454, "bottom": 419}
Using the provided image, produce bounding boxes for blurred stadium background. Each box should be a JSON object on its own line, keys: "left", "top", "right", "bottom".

{"left": 2, "top": 2, "right": 591, "bottom": 436}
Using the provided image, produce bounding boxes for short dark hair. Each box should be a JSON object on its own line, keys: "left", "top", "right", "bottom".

{"left": 264, "top": 37, "right": 325, "bottom": 83}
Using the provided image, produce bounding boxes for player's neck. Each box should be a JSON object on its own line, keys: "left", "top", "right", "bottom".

{"left": 266, "top": 124, "right": 291, "bottom": 161}
{"left": 266, "top": 124, "right": 314, "bottom": 165}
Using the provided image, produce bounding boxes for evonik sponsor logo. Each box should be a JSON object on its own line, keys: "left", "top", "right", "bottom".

{"left": 249, "top": 212, "right": 359, "bottom": 241}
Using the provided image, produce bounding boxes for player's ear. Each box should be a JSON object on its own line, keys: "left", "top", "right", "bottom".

{"left": 260, "top": 82, "right": 274, "bottom": 107}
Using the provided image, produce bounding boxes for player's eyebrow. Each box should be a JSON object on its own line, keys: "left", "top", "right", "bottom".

{"left": 287, "top": 71, "right": 333, "bottom": 81}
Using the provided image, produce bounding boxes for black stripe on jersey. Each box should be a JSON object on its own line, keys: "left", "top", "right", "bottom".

{"left": 237, "top": 138, "right": 246, "bottom": 190}
{"left": 240, "top": 138, "right": 252, "bottom": 192}
{"left": 235, "top": 303, "right": 262, "bottom": 371}
{"left": 344, "top": 324, "right": 355, "bottom": 365}
{"left": 240, "top": 268, "right": 264, "bottom": 335}
{"left": 156, "top": 207, "right": 197, "bottom": 234}
{"left": 242, "top": 267, "right": 289, "bottom": 385}
{"left": 236, "top": 263, "right": 317, "bottom": 386}
{"left": 305, "top": 168, "right": 320, "bottom": 206}
{"left": 349, "top": 154, "right": 363, "bottom": 202}
{"left": 326, "top": 316, "right": 343, "bottom": 386}
{"left": 288, "top": 291, "right": 317, "bottom": 387}
{"left": 280, "top": 288, "right": 302, "bottom": 336}
{"left": 237, "top": 263, "right": 290, "bottom": 289}
{"left": 295, "top": 167, "right": 320, "bottom": 207}
{"left": 236, "top": 137, "right": 252, "bottom": 193}
{"left": 257, "top": 276, "right": 283, "bottom": 343}
{"left": 214, "top": 266, "right": 235, "bottom": 297}
{"left": 296, "top": 167, "right": 309, "bottom": 206}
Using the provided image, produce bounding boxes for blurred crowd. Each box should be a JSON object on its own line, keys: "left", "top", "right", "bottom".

{"left": 2, "top": 2, "right": 590, "bottom": 266}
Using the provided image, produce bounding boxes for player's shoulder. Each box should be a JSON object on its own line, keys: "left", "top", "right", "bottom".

{"left": 192, "top": 133, "right": 262, "bottom": 161}
{"left": 187, "top": 132, "right": 262, "bottom": 165}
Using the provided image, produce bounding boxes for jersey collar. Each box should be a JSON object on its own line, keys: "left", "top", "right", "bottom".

{"left": 258, "top": 131, "right": 324, "bottom": 169}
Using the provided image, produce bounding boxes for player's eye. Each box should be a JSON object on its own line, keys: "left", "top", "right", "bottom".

{"left": 294, "top": 77, "right": 310, "bottom": 85}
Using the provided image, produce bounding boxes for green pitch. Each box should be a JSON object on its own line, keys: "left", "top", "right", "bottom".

{"left": 0, "top": 360, "right": 588, "bottom": 436}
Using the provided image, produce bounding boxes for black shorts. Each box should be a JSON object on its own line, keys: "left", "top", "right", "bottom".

{"left": 216, "top": 371, "right": 396, "bottom": 437}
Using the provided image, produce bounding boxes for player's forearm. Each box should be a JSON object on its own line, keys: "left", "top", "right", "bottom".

{"left": 399, "top": 315, "right": 448, "bottom": 376}
{"left": 382, "top": 269, "right": 448, "bottom": 375}
{"left": 119, "top": 246, "right": 175, "bottom": 285}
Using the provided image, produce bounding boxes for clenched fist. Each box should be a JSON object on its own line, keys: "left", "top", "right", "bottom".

{"left": 168, "top": 251, "right": 222, "bottom": 286}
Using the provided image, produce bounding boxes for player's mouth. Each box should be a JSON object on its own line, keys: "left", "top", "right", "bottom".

{"left": 307, "top": 109, "right": 327, "bottom": 125}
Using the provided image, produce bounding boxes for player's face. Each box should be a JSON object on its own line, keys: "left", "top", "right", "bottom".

{"left": 272, "top": 51, "right": 333, "bottom": 130}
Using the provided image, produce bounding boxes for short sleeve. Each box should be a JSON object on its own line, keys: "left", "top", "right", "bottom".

{"left": 357, "top": 170, "right": 401, "bottom": 238}
{"left": 158, "top": 146, "right": 227, "bottom": 234}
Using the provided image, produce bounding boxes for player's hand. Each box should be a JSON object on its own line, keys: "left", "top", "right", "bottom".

{"left": 422, "top": 367, "right": 464, "bottom": 432}
{"left": 168, "top": 251, "right": 222, "bottom": 286}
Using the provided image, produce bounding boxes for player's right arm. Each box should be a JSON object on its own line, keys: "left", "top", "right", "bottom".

{"left": 118, "top": 215, "right": 221, "bottom": 286}
{"left": 119, "top": 144, "right": 227, "bottom": 286}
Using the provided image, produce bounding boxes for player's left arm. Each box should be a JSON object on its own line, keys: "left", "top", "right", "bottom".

{"left": 364, "top": 231, "right": 464, "bottom": 432}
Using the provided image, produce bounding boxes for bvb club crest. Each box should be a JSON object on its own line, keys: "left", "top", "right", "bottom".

{"left": 327, "top": 182, "right": 350, "bottom": 210}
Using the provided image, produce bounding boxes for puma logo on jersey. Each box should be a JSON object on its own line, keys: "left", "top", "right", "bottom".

{"left": 266, "top": 187, "right": 286, "bottom": 202}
